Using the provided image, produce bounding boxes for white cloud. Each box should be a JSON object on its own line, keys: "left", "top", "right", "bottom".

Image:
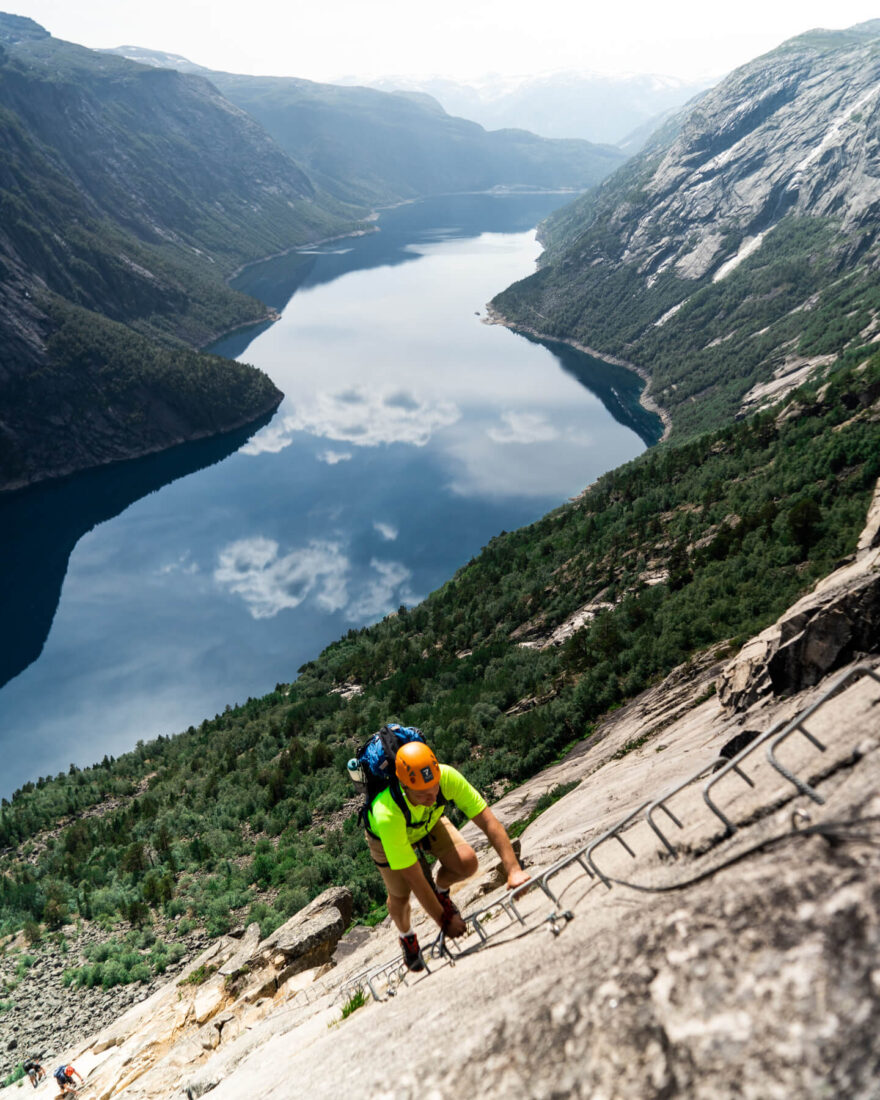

{"left": 214, "top": 537, "right": 349, "bottom": 619}
{"left": 239, "top": 422, "right": 298, "bottom": 456}
{"left": 318, "top": 449, "right": 353, "bottom": 465}
{"left": 346, "top": 559, "right": 416, "bottom": 621}
{"left": 488, "top": 410, "right": 559, "bottom": 444}
{"left": 157, "top": 552, "right": 199, "bottom": 576}
{"left": 240, "top": 386, "right": 461, "bottom": 456}
{"left": 373, "top": 521, "right": 399, "bottom": 541}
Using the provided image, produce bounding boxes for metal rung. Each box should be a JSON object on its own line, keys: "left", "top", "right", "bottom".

{"left": 586, "top": 800, "right": 652, "bottom": 884}
{"left": 702, "top": 720, "right": 787, "bottom": 833}
{"left": 766, "top": 665, "right": 880, "bottom": 801}
{"left": 645, "top": 759, "right": 727, "bottom": 856}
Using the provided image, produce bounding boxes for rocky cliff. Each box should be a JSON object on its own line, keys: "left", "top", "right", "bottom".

{"left": 493, "top": 20, "right": 880, "bottom": 438}
{"left": 4, "top": 482, "right": 878, "bottom": 1099}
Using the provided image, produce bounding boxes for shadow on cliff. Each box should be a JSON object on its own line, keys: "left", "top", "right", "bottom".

{"left": 0, "top": 410, "right": 277, "bottom": 691}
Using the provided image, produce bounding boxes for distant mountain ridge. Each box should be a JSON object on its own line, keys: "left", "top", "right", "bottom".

{"left": 107, "top": 47, "right": 626, "bottom": 206}
{"left": 338, "top": 69, "right": 714, "bottom": 147}
{"left": 492, "top": 20, "right": 880, "bottom": 438}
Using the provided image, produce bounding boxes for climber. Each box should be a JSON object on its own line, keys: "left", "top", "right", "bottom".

{"left": 364, "top": 739, "right": 529, "bottom": 971}
{"left": 53, "top": 1064, "right": 83, "bottom": 1097}
{"left": 24, "top": 1058, "right": 45, "bottom": 1089}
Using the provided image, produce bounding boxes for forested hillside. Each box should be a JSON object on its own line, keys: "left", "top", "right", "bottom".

{"left": 0, "top": 13, "right": 358, "bottom": 490}
{"left": 1, "top": 354, "right": 877, "bottom": 965}
{"left": 493, "top": 22, "right": 880, "bottom": 438}
{"left": 109, "top": 48, "right": 625, "bottom": 207}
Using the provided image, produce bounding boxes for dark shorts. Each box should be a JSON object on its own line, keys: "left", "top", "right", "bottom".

{"left": 365, "top": 815, "right": 466, "bottom": 899}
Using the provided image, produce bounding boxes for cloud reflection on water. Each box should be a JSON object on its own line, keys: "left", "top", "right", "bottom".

{"left": 214, "top": 536, "right": 416, "bottom": 623}
{"left": 488, "top": 410, "right": 559, "bottom": 444}
{"left": 347, "top": 559, "right": 417, "bottom": 621}
{"left": 240, "top": 386, "right": 461, "bottom": 455}
{"left": 318, "top": 449, "right": 353, "bottom": 465}
{"left": 214, "top": 537, "right": 349, "bottom": 619}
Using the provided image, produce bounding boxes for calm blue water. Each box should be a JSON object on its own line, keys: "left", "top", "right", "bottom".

{"left": 0, "top": 193, "right": 658, "bottom": 799}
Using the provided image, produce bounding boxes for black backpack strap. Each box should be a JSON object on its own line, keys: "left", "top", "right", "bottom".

{"left": 387, "top": 776, "right": 413, "bottom": 828}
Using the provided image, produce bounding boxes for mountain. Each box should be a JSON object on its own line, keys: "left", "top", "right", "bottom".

{"left": 492, "top": 21, "right": 880, "bottom": 439}
{"left": 1, "top": 23, "right": 879, "bottom": 1093}
{"left": 2, "top": 468, "right": 879, "bottom": 1093}
{"left": 0, "top": 14, "right": 361, "bottom": 491}
{"left": 342, "top": 69, "right": 714, "bottom": 146}
{"left": 107, "top": 48, "right": 626, "bottom": 206}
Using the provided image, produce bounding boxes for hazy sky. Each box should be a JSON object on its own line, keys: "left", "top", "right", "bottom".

{"left": 6, "top": 0, "right": 880, "bottom": 83}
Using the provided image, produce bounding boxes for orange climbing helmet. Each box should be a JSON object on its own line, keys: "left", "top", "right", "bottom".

{"left": 395, "top": 741, "right": 440, "bottom": 789}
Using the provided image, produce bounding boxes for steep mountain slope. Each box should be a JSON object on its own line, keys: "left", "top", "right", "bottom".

{"left": 493, "top": 21, "right": 880, "bottom": 438}
{"left": 0, "top": 358, "right": 876, "bottom": 945}
{"left": 109, "top": 48, "right": 626, "bottom": 206}
{"left": 4, "top": 558, "right": 879, "bottom": 1096}
{"left": 0, "top": 14, "right": 358, "bottom": 491}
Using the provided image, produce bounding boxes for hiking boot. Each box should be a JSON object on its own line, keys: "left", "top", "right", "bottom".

{"left": 436, "top": 887, "right": 460, "bottom": 930}
{"left": 399, "top": 932, "right": 425, "bottom": 972}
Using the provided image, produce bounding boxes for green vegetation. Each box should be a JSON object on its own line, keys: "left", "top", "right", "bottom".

{"left": 495, "top": 208, "right": 880, "bottom": 439}
{"left": 1, "top": 353, "right": 876, "bottom": 940}
{"left": 39, "top": 296, "right": 282, "bottom": 436}
{"left": 179, "top": 963, "right": 218, "bottom": 988}
{"left": 0, "top": 16, "right": 363, "bottom": 486}
{"left": 612, "top": 734, "right": 654, "bottom": 760}
{"left": 508, "top": 782, "right": 580, "bottom": 839}
{"left": 2, "top": 1065, "right": 26, "bottom": 1088}
{"left": 61, "top": 930, "right": 186, "bottom": 991}
{"left": 340, "top": 988, "right": 368, "bottom": 1019}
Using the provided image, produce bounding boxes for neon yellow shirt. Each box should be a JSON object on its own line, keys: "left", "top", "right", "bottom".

{"left": 368, "top": 764, "right": 487, "bottom": 870}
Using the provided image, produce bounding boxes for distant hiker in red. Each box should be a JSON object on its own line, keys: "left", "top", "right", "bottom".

{"left": 360, "top": 731, "right": 529, "bottom": 971}
{"left": 53, "top": 1064, "right": 82, "bottom": 1097}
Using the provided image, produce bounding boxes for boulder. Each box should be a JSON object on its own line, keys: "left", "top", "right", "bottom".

{"left": 718, "top": 480, "right": 880, "bottom": 710}
{"left": 255, "top": 887, "right": 351, "bottom": 977}
{"left": 218, "top": 923, "right": 261, "bottom": 978}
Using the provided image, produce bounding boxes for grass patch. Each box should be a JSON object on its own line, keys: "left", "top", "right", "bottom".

{"left": 340, "top": 988, "right": 368, "bottom": 1019}
{"left": 508, "top": 781, "right": 580, "bottom": 839}
{"left": 357, "top": 903, "right": 388, "bottom": 928}
{"left": 612, "top": 733, "right": 653, "bottom": 760}
{"left": 178, "top": 963, "right": 217, "bottom": 987}
{"left": 2, "top": 1065, "right": 25, "bottom": 1088}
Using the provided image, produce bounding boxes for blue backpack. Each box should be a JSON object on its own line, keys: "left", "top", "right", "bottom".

{"left": 352, "top": 724, "right": 447, "bottom": 835}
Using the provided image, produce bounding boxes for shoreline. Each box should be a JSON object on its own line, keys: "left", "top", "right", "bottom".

{"left": 207, "top": 189, "right": 581, "bottom": 354}
{"left": 483, "top": 306, "right": 672, "bottom": 444}
{"left": 202, "top": 224, "right": 379, "bottom": 352}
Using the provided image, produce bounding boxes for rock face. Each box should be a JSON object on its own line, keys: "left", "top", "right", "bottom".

{"left": 492, "top": 20, "right": 880, "bottom": 435}
{"left": 604, "top": 26, "right": 880, "bottom": 283}
{"left": 718, "top": 478, "right": 880, "bottom": 709}
{"left": 0, "top": 922, "right": 211, "bottom": 1074}
{"left": 4, "top": 888, "right": 352, "bottom": 1100}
